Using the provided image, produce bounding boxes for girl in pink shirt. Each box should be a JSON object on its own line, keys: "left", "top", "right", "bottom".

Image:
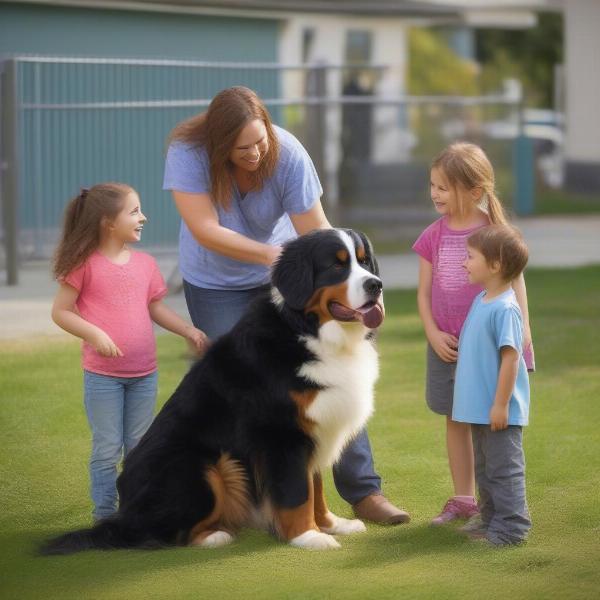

{"left": 412, "top": 143, "right": 533, "bottom": 527}
{"left": 52, "top": 182, "right": 208, "bottom": 520}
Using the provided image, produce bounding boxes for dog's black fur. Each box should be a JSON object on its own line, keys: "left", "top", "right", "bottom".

{"left": 40, "top": 229, "right": 382, "bottom": 554}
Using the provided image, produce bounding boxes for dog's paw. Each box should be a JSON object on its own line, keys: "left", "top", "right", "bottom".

{"left": 320, "top": 512, "right": 367, "bottom": 535}
{"left": 290, "top": 530, "right": 341, "bottom": 550}
{"left": 196, "top": 531, "right": 234, "bottom": 548}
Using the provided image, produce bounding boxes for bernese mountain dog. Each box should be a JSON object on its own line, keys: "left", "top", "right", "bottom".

{"left": 41, "top": 228, "right": 385, "bottom": 554}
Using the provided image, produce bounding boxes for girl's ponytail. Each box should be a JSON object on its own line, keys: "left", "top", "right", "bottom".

{"left": 61, "top": 189, "right": 88, "bottom": 238}
{"left": 484, "top": 189, "right": 508, "bottom": 225}
{"left": 53, "top": 191, "right": 88, "bottom": 279}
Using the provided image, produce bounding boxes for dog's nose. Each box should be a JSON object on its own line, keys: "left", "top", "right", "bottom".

{"left": 363, "top": 277, "right": 383, "bottom": 296}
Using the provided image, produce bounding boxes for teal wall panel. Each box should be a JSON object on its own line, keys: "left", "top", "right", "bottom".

{"left": 15, "top": 61, "right": 282, "bottom": 251}
{"left": 1, "top": 3, "right": 282, "bottom": 253}
{"left": 0, "top": 3, "right": 278, "bottom": 61}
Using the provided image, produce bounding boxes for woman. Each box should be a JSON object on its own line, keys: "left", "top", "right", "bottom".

{"left": 163, "top": 86, "right": 408, "bottom": 525}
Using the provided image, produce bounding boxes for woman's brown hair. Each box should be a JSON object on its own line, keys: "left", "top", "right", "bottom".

{"left": 53, "top": 182, "right": 133, "bottom": 280}
{"left": 432, "top": 142, "right": 508, "bottom": 225}
{"left": 169, "top": 86, "right": 280, "bottom": 209}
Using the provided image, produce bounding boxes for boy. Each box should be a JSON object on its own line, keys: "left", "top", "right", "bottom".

{"left": 453, "top": 224, "right": 531, "bottom": 546}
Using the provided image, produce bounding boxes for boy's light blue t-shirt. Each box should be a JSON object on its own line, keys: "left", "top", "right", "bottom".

{"left": 453, "top": 289, "right": 530, "bottom": 426}
{"left": 163, "top": 125, "right": 323, "bottom": 290}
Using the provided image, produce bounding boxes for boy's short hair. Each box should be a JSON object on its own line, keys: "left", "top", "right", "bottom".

{"left": 467, "top": 224, "right": 529, "bottom": 282}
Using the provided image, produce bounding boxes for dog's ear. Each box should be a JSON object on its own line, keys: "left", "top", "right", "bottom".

{"left": 271, "top": 238, "right": 314, "bottom": 311}
{"left": 356, "top": 230, "right": 380, "bottom": 277}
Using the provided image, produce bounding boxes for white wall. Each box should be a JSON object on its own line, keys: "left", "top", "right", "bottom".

{"left": 565, "top": 0, "right": 600, "bottom": 163}
{"left": 278, "top": 14, "right": 409, "bottom": 205}
{"left": 279, "top": 16, "right": 344, "bottom": 207}
{"left": 371, "top": 23, "right": 409, "bottom": 163}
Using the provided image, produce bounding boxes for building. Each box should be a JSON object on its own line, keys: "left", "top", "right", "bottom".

{"left": 2, "top": 0, "right": 590, "bottom": 285}
{"left": 563, "top": 0, "right": 600, "bottom": 194}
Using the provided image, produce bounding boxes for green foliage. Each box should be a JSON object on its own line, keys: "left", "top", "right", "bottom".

{"left": 1, "top": 266, "right": 600, "bottom": 599}
{"left": 476, "top": 12, "right": 563, "bottom": 107}
{"left": 408, "top": 27, "right": 478, "bottom": 96}
{"left": 407, "top": 28, "right": 479, "bottom": 163}
{"left": 409, "top": 13, "right": 563, "bottom": 108}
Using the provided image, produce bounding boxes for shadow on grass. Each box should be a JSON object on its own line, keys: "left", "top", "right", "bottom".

{"left": 0, "top": 520, "right": 567, "bottom": 599}
{"left": 3, "top": 527, "right": 281, "bottom": 597}
{"left": 339, "top": 523, "right": 473, "bottom": 569}
{"left": 25, "top": 525, "right": 277, "bottom": 563}
{"left": 16, "top": 522, "right": 465, "bottom": 567}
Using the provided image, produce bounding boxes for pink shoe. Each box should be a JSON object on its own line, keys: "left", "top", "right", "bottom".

{"left": 430, "top": 497, "right": 479, "bottom": 526}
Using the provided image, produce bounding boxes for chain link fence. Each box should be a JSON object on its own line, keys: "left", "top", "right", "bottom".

{"left": 1, "top": 55, "right": 528, "bottom": 283}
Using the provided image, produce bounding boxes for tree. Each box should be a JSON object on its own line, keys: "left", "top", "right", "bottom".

{"left": 408, "top": 27, "right": 478, "bottom": 96}
{"left": 475, "top": 12, "right": 563, "bottom": 107}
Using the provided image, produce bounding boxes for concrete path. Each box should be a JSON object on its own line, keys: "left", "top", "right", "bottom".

{"left": 1, "top": 215, "right": 598, "bottom": 340}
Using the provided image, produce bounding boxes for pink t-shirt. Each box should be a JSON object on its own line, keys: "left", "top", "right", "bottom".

{"left": 64, "top": 250, "right": 168, "bottom": 377}
{"left": 413, "top": 217, "right": 488, "bottom": 339}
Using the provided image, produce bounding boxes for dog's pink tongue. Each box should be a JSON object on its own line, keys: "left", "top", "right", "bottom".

{"left": 356, "top": 304, "right": 384, "bottom": 329}
{"left": 329, "top": 302, "right": 357, "bottom": 321}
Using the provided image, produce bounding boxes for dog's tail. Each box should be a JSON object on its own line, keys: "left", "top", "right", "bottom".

{"left": 41, "top": 455, "right": 251, "bottom": 554}
{"left": 188, "top": 453, "right": 251, "bottom": 541}
{"left": 206, "top": 453, "right": 251, "bottom": 529}
{"left": 39, "top": 516, "right": 139, "bottom": 556}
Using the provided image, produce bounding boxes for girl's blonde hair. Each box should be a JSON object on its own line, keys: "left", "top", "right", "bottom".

{"left": 432, "top": 142, "right": 507, "bottom": 225}
{"left": 169, "top": 86, "right": 280, "bottom": 210}
{"left": 53, "top": 182, "right": 134, "bottom": 280}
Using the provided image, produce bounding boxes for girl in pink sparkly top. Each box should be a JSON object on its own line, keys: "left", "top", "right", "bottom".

{"left": 412, "top": 143, "right": 533, "bottom": 527}
{"left": 52, "top": 183, "right": 208, "bottom": 521}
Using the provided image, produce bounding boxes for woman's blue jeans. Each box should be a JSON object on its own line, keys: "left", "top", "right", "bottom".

{"left": 83, "top": 370, "right": 158, "bottom": 520}
{"left": 183, "top": 280, "right": 382, "bottom": 505}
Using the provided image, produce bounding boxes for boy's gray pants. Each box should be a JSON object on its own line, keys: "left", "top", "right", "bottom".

{"left": 471, "top": 424, "right": 532, "bottom": 545}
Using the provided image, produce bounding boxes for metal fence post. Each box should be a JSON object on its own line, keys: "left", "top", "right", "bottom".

{"left": 513, "top": 101, "right": 535, "bottom": 216}
{"left": 1, "top": 59, "right": 20, "bottom": 285}
{"left": 305, "top": 63, "right": 334, "bottom": 220}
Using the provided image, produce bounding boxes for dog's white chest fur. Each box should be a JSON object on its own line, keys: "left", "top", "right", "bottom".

{"left": 298, "top": 321, "right": 379, "bottom": 470}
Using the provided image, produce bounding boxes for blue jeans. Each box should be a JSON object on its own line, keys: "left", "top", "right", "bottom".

{"left": 183, "top": 280, "right": 382, "bottom": 505}
{"left": 83, "top": 370, "right": 158, "bottom": 520}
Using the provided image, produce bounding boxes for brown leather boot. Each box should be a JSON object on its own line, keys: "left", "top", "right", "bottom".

{"left": 352, "top": 494, "right": 411, "bottom": 525}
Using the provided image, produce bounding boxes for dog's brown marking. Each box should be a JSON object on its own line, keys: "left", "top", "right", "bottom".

{"left": 187, "top": 453, "right": 250, "bottom": 544}
{"left": 290, "top": 389, "right": 318, "bottom": 435}
{"left": 356, "top": 244, "right": 366, "bottom": 261}
{"left": 274, "top": 472, "right": 318, "bottom": 541}
{"left": 304, "top": 282, "right": 352, "bottom": 326}
{"left": 336, "top": 249, "right": 349, "bottom": 263}
{"left": 313, "top": 472, "right": 335, "bottom": 530}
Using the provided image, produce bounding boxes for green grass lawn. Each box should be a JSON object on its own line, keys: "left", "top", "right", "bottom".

{"left": 1, "top": 266, "right": 599, "bottom": 599}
